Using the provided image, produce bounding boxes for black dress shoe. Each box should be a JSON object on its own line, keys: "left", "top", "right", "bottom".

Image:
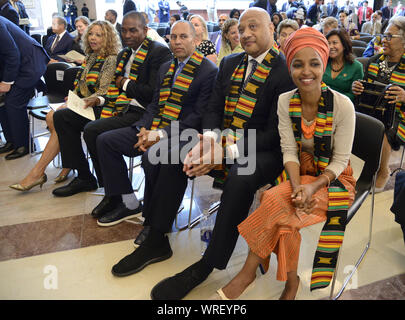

{"left": 91, "top": 195, "right": 122, "bottom": 219}
{"left": 111, "top": 231, "right": 172, "bottom": 277}
{"left": 97, "top": 202, "right": 143, "bottom": 227}
{"left": 150, "top": 259, "right": 213, "bottom": 300}
{"left": 133, "top": 225, "right": 151, "bottom": 248}
{"left": 0, "top": 142, "right": 14, "bottom": 154}
{"left": 5, "top": 146, "right": 28, "bottom": 160}
{"left": 52, "top": 176, "right": 98, "bottom": 197}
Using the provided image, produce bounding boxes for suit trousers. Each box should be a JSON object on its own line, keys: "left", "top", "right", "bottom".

{"left": 53, "top": 107, "right": 143, "bottom": 186}
{"left": 0, "top": 85, "right": 34, "bottom": 148}
{"left": 142, "top": 138, "right": 284, "bottom": 269}
{"left": 141, "top": 134, "right": 197, "bottom": 232}
{"left": 96, "top": 125, "right": 142, "bottom": 196}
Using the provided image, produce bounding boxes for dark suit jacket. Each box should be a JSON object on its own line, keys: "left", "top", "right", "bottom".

{"left": 0, "top": 2, "right": 18, "bottom": 25}
{"left": 0, "top": 16, "right": 49, "bottom": 89}
{"left": 45, "top": 31, "right": 74, "bottom": 61}
{"left": 123, "top": 0, "right": 136, "bottom": 15}
{"left": 109, "top": 40, "right": 172, "bottom": 115}
{"left": 136, "top": 57, "right": 218, "bottom": 137}
{"left": 202, "top": 51, "right": 295, "bottom": 155}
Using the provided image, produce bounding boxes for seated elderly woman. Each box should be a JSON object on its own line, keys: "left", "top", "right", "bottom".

{"left": 352, "top": 16, "right": 405, "bottom": 192}
{"left": 216, "top": 18, "right": 244, "bottom": 66}
{"left": 277, "top": 19, "right": 299, "bottom": 54}
{"left": 323, "top": 28, "right": 364, "bottom": 101}
{"left": 9, "top": 20, "right": 121, "bottom": 192}
{"left": 215, "top": 27, "right": 356, "bottom": 300}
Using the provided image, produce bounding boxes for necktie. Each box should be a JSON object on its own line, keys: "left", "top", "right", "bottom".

{"left": 173, "top": 62, "right": 184, "bottom": 85}
{"left": 51, "top": 35, "right": 60, "bottom": 53}
{"left": 242, "top": 59, "right": 258, "bottom": 92}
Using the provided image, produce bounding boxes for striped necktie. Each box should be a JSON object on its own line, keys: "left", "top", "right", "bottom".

{"left": 242, "top": 59, "right": 258, "bottom": 92}
{"left": 51, "top": 35, "right": 60, "bottom": 52}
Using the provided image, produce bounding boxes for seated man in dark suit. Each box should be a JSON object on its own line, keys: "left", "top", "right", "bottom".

{"left": 0, "top": 0, "right": 18, "bottom": 25}
{"left": 111, "top": 8, "right": 295, "bottom": 301}
{"left": 90, "top": 20, "right": 218, "bottom": 227}
{"left": 44, "top": 16, "right": 74, "bottom": 63}
{"left": 0, "top": 16, "right": 49, "bottom": 159}
{"left": 52, "top": 11, "right": 172, "bottom": 198}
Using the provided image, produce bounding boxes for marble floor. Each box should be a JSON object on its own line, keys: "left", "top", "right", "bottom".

{"left": 0, "top": 125, "right": 404, "bottom": 301}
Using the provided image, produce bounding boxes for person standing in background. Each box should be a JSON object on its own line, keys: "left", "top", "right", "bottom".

{"left": 62, "top": 0, "right": 71, "bottom": 26}
{"left": 69, "top": 1, "right": 78, "bottom": 30}
{"left": 0, "top": 0, "right": 18, "bottom": 25}
{"left": 207, "top": 0, "right": 217, "bottom": 22}
{"left": 10, "top": 0, "right": 29, "bottom": 34}
{"left": 158, "top": 0, "right": 170, "bottom": 23}
{"left": 0, "top": 16, "right": 49, "bottom": 160}
{"left": 123, "top": 0, "right": 136, "bottom": 16}
{"left": 81, "top": 3, "right": 89, "bottom": 18}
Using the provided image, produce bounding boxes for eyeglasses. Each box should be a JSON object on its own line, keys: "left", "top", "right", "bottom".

{"left": 382, "top": 33, "right": 402, "bottom": 41}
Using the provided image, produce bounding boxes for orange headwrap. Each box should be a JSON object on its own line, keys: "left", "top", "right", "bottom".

{"left": 282, "top": 27, "right": 330, "bottom": 73}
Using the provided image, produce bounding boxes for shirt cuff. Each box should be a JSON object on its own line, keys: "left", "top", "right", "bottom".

{"left": 1, "top": 81, "right": 14, "bottom": 85}
{"left": 226, "top": 143, "right": 240, "bottom": 160}
{"left": 122, "top": 79, "right": 131, "bottom": 92}
{"left": 157, "top": 129, "right": 165, "bottom": 139}
{"left": 97, "top": 96, "right": 105, "bottom": 106}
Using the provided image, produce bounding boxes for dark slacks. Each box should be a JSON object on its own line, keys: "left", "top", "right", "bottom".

{"left": 96, "top": 126, "right": 142, "bottom": 196}
{"left": 141, "top": 135, "right": 196, "bottom": 231}
{"left": 53, "top": 107, "right": 143, "bottom": 186}
{"left": 0, "top": 85, "right": 34, "bottom": 148}
{"left": 142, "top": 139, "right": 283, "bottom": 270}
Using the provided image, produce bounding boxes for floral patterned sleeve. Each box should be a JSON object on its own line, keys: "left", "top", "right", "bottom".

{"left": 197, "top": 40, "right": 217, "bottom": 56}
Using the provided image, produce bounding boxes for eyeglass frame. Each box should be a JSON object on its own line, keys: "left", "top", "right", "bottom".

{"left": 382, "top": 33, "right": 403, "bottom": 41}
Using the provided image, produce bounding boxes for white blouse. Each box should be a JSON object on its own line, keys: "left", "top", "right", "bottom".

{"left": 277, "top": 88, "right": 356, "bottom": 178}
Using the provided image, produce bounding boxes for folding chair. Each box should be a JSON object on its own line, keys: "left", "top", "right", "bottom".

{"left": 329, "top": 112, "right": 385, "bottom": 299}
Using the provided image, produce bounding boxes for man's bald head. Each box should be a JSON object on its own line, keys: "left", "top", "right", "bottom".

{"left": 238, "top": 8, "right": 274, "bottom": 58}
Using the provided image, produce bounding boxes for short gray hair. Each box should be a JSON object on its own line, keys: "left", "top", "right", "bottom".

{"left": 388, "top": 16, "right": 405, "bottom": 43}
{"left": 277, "top": 19, "right": 299, "bottom": 35}
{"left": 171, "top": 20, "right": 197, "bottom": 38}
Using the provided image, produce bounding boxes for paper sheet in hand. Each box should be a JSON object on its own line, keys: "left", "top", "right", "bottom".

{"left": 49, "top": 102, "right": 65, "bottom": 111}
{"left": 58, "top": 50, "right": 85, "bottom": 62}
{"left": 67, "top": 90, "right": 95, "bottom": 120}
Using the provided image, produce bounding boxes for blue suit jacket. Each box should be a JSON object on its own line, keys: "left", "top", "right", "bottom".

{"left": 135, "top": 57, "right": 218, "bottom": 137}
{"left": 45, "top": 32, "right": 74, "bottom": 61}
{"left": 0, "top": 2, "right": 18, "bottom": 25}
{"left": 0, "top": 16, "right": 49, "bottom": 89}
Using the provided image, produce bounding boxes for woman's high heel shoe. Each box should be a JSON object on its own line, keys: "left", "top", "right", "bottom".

{"left": 54, "top": 169, "right": 71, "bottom": 183}
{"left": 216, "top": 279, "right": 256, "bottom": 300}
{"left": 9, "top": 174, "right": 47, "bottom": 191}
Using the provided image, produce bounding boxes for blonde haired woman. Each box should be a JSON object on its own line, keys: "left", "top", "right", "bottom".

{"left": 10, "top": 20, "right": 121, "bottom": 191}
{"left": 189, "top": 14, "right": 217, "bottom": 64}
{"left": 217, "top": 18, "right": 244, "bottom": 66}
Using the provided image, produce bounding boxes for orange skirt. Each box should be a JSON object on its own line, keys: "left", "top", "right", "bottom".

{"left": 237, "top": 153, "right": 356, "bottom": 282}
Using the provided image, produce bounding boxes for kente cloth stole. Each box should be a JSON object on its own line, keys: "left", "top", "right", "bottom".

{"left": 150, "top": 49, "right": 204, "bottom": 130}
{"left": 211, "top": 45, "right": 280, "bottom": 189}
{"left": 101, "top": 38, "right": 150, "bottom": 119}
{"left": 73, "top": 56, "right": 106, "bottom": 98}
{"left": 367, "top": 53, "right": 405, "bottom": 143}
{"left": 275, "top": 84, "right": 350, "bottom": 291}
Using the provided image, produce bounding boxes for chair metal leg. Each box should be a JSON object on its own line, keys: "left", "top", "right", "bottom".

{"left": 175, "top": 179, "right": 195, "bottom": 230}
{"left": 329, "top": 174, "right": 376, "bottom": 300}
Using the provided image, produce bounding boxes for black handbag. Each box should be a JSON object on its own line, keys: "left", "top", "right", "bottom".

{"left": 355, "top": 80, "right": 396, "bottom": 129}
